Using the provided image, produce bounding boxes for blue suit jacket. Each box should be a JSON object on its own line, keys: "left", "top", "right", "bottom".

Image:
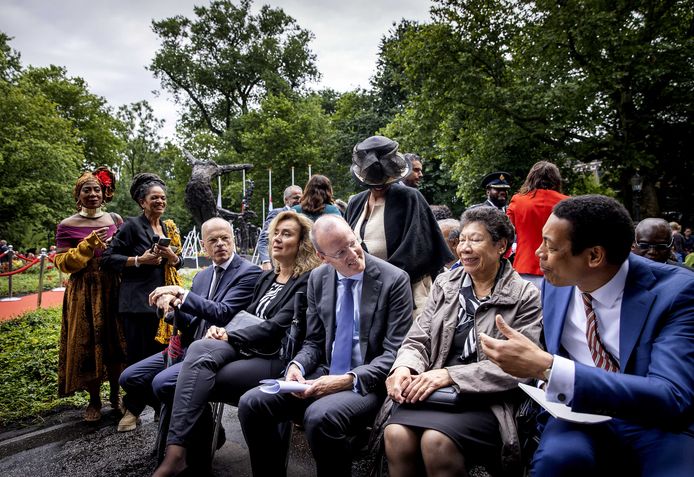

{"left": 176, "top": 253, "right": 261, "bottom": 344}
{"left": 542, "top": 253, "right": 694, "bottom": 431}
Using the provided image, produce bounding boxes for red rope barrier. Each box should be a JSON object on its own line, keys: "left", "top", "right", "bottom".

{"left": 0, "top": 259, "right": 39, "bottom": 277}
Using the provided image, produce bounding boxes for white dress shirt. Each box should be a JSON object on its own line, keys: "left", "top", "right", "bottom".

{"left": 546, "top": 259, "right": 629, "bottom": 404}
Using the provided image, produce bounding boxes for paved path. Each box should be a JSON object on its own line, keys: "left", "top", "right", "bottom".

{"left": 0, "top": 290, "right": 64, "bottom": 322}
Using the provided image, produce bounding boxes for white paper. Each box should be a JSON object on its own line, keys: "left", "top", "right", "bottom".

{"left": 518, "top": 383, "right": 612, "bottom": 424}
{"left": 259, "top": 379, "right": 310, "bottom": 394}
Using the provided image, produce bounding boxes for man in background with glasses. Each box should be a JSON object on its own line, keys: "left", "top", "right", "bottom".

{"left": 633, "top": 218, "right": 693, "bottom": 270}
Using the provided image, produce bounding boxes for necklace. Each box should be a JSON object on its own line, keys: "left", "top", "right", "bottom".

{"left": 79, "top": 208, "right": 105, "bottom": 219}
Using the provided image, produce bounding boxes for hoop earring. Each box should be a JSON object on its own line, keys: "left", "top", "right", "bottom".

{"left": 76, "top": 199, "right": 83, "bottom": 211}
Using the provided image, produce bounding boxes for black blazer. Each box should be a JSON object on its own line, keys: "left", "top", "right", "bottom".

{"left": 226, "top": 270, "right": 310, "bottom": 356}
{"left": 345, "top": 183, "right": 454, "bottom": 282}
{"left": 101, "top": 214, "right": 181, "bottom": 314}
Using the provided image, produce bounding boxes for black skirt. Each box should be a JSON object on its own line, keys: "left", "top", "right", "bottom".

{"left": 386, "top": 400, "right": 501, "bottom": 460}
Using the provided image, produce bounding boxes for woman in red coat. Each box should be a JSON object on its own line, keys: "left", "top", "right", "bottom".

{"left": 507, "top": 161, "right": 568, "bottom": 288}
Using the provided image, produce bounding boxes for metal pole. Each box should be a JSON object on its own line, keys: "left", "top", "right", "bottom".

{"left": 37, "top": 248, "right": 47, "bottom": 308}
{"left": 1, "top": 246, "right": 20, "bottom": 302}
{"left": 291, "top": 166, "right": 295, "bottom": 186}
{"left": 262, "top": 198, "right": 266, "bottom": 223}
{"left": 242, "top": 169, "right": 246, "bottom": 197}
{"left": 308, "top": 164, "right": 312, "bottom": 178}
{"left": 268, "top": 168, "right": 273, "bottom": 210}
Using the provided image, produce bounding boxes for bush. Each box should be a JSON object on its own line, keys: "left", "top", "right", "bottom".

{"left": 0, "top": 308, "right": 88, "bottom": 427}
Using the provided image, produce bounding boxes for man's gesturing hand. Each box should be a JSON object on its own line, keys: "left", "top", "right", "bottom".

{"left": 479, "top": 314, "right": 552, "bottom": 379}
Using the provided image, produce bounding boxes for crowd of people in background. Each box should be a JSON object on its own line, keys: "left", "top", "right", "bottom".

{"left": 6, "top": 133, "right": 692, "bottom": 476}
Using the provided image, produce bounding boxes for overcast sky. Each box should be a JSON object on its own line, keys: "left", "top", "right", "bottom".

{"left": 2, "top": 0, "right": 433, "bottom": 138}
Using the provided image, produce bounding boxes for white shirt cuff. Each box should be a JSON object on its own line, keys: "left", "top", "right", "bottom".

{"left": 179, "top": 289, "right": 190, "bottom": 307}
{"left": 545, "top": 355, "right": 575, "bottom": 405}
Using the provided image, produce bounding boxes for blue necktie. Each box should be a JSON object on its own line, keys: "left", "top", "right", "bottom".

{"left": 330, "top": 278, "right": 354, "bottom": 375}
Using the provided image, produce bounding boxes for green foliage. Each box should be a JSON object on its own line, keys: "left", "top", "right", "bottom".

{"left": 567, "top": 174, "right": 617, "bottom": 198}
{"left": 239, "top": 93, "right": 346, "bottom": 209}
{"left": 149, "top": 0, "right": 318, "bottom": 142}
{"left": 0, "top": 76, "right": 83, "bottom": 247}
{"left": 0, "top": 309, "right": 88, "bottom": 426}
{"left": 0, "top": 35, "right": 124, "bottom": 249}
{"left": 373, "top": 1, "right": 694, "bottom": 218}
{"left": 19, "top": 65, "right": 123, "bottom": 168}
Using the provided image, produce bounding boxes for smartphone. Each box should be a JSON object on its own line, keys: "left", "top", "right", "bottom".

{"left": 157, "top": 237, "right": 171, "bottom": 247}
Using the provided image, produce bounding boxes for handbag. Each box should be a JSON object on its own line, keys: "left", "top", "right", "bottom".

{"left": 224, "top": 310, "right": 264, "bottom": 333}
{"left": 423, "top": 386, "right": 462, "bottom": 407}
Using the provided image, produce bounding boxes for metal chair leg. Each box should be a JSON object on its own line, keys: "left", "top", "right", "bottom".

{"left": 210, "top": 401, "right": 225, "bottom": 459}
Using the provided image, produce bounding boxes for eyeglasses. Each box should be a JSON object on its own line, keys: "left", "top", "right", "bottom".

{"left": 322, "top": 240, "right": 358, "bottom": 260}
{"left": 635, "top": 239, "right": 673, "bottom": 251}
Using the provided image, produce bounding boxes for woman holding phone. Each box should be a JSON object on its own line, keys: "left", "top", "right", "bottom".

{"left": 54, "top": 167, "right": 126, "bottom": 421}
{"left": 102, "top": 173, "right": 182, "bottom": 366}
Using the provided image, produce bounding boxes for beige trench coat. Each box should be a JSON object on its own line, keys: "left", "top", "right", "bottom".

{"left": 389, "top": 261, "right": 543, "bottom": 472}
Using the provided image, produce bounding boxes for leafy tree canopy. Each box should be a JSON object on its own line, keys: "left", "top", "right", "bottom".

{"left": 375, "top": 0, "right": 694, "bottom": 218}
{"left": 149, "top": 0, "right": 318, "bottom": 144}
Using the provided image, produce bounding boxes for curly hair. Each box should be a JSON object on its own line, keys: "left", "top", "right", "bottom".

{"left": 130, "top": 172, "right": 166, "bottom": 204}
{"left": 519, "top": 161, "right": 563, "bottom": 195}
{"left": 268, "top": 211, "right": 322, "bottom": 277}
{"left": 460, "top": 206, "right": 515, "bottom": 254}
{"left": 73, "top": 166, "right": 116, "bottom": 209}
{"left": 299, "top": 175, "right": 335, "bottom": 215}
{"left": 553, "top": 195, "right": 633, "bottom": 265}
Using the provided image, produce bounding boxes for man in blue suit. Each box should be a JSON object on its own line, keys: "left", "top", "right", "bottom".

{"left": 480, "top": 195, "right": 694, "bottom": 476}
{"left": 117, "top": 217, "right": 261, "bottom": 432}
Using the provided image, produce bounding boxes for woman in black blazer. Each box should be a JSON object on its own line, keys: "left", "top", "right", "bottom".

{"left": 153, "top": 211, "right": 321, "bottom": 477}
{"left": 102, "top": 173, "right": 182, "bottom": 365}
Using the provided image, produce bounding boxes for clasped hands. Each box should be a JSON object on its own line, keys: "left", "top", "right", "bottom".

{"left": 148, "top": 285, "right": 186, "bottom": 315}
{"left": 386, "top": 367, "right": 453, "bottom": 404}
{"left": 284, "top": 364, "right": 353, "bottom": 399}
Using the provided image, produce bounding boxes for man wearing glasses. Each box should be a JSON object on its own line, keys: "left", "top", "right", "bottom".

{"left": 633, "top": 218, "right": 693, "bottom": 270}
{"left": 238, "top": 215, "right": 412, "bottom": 477}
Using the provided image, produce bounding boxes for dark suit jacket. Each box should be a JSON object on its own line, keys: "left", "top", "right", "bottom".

{"left": 176, "top": 253, "right": 261, "bottom": 345}
{"left": 542, "top": 253, "right": 694, "bottom": 431}
{"left": 226, "top": 270, "right": 309, "bottom": 355}
{"left": 102, "top": 214, "right": 182, "bottom": 314}
{"left": 294, "top": 254, "right": 413, "bottom": 395}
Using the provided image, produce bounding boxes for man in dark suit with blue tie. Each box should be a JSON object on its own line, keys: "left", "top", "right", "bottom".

{"left": 480, "top": 195, "right": 694, "bottom": 476}
{"left": 238, "top": 215, "right": 413, "bottom": 477}
{"left": 117, "top": 217, "right": 261, "bottom": 432}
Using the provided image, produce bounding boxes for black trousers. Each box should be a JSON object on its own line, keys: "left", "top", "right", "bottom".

{"left": 238, "top": 383, "right": 382, "bottom": 477}
{"left": 122, "top": 312, "right": 163, "bottom": 366}
{"left": 166, "top": 338, "right": 284, "bottom": 447}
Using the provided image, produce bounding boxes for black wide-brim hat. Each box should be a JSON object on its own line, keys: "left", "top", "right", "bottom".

{"left": 351, "top": 136, "right": 412, "bottom": 187}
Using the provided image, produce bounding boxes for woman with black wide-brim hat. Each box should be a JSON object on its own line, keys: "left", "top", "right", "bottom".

{"left": 345, "top": 136, "right": 455, "bottom": 317}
